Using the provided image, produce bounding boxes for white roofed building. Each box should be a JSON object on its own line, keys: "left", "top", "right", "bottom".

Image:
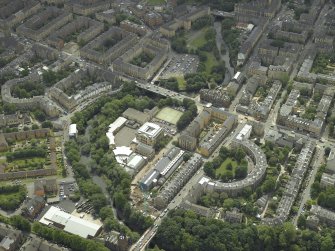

{"left": 69, "top": 124, "right": 77, "bottom": 138}
{"left": 236, "top": 124, "right": 252, "bottom": 141}
{"left": 106, "top": 117, "right": 127, "bottom": 148}
{"left": 136, "top": 122, "right": 163, "bottom": 146}
{"left": 40, "top": 206, "right": 102, "bottom": 238}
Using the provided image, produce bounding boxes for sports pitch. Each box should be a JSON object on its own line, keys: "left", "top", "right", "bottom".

{"left": 155, "top": 107, "right": 183, "bottom": 125}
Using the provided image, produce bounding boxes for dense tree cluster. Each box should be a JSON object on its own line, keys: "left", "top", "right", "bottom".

{"left": 221, "top": 18, "right": 240, "bottom": 68}
{"left": 159, "top": 78, "right": 179, "bottom": 91}
{"left": 204, "top": 146, "right": 248, "bottom": 181}
{"left": 0, "top": 185, "right": 26, "bottom": 211}
{"left": 176, "top": 98, "right": 197, "bottom": 131}
{"left": 184, "top": 73, "right": 207, "bottom": 92}
{"left": 6, "top": 146, "right": 47, "bottom": 162}
{"left": 42, "top": 67, "right": 74, "bottom": 87}
{"left": 130, "top": 52, "right": 155, "bottom": 68}
{"left": 261, "top": 141, "right": 291, "bottom": 167}
{"left": 176, "top": 0, "right": 239, "bottom": 12}
{"left": 191, "top": 15, "right": 214, "bottom": 30}
{"left": 12, "top": 81, "right": 45, "bottom": 99}
{"left": 68, "top": 83, "right": 154, "bottom": 234}
{"left": 152, "top": 209, "right": 335, "bottom": 251}
{"left": 311, "top": 53, "right": 335, "bottom": 74}
{"left": 32, "top": 222, "right": 108, "bottom": 251}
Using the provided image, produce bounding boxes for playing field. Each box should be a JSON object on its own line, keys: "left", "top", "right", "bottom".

{"left": 155, "top": 107, "right": 183, "bottom": 125}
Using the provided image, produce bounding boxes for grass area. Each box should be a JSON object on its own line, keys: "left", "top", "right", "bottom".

{"left": 215, "top": 158, "right": 238, "bottom": 176}
{"left": 204, "top": 52, "right": 219, "bottom": 75}
{"left": 147, "top": 0, "right": 165, "bottom": 5}
{"left": 155, "top": 107, "right": 183, "bottom": 125}
{"left": 186, "top": 28, "right": 219, "bottom": 75}
{"left": 6, "top": 157, "right": 47, "bottom": 172}
{"left": 176, "top": 76, "right": 186, "bottom": 91}
{"left": 188, "top": 28, "right": 209, "bottom": 50}
{"left": 0, "top": 185, "right": 26, "bottom": 211}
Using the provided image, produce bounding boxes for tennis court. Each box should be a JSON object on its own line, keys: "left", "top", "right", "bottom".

{"left": 155, "top": 107, "right": 183, "bottom": 125}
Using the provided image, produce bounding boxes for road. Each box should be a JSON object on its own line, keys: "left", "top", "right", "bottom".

{"left": 293, "top": 145, "right": 324, "bottom": 226}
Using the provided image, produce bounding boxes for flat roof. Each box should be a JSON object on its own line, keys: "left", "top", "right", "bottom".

{"left": 137, "top": 122, "right": 162, "bottom": 138}
{"left": 69, "top": 124, "right": 77, "bottom": 135}
{"left": 40, "top": 206, "right": 102, "bottom": 239}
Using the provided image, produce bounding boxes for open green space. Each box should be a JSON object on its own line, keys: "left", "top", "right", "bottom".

{"left": 6, "top": 157, "right": 47, "bottom": 172}
{"left": 155, "top": 107, "right": 183, "bottom": 125}
{"left": 215, "top": 157, "right": 238, "bottom": 176}
{"left": 176, "top": 76, "right": 186, "bottom": 91}
{"left": 204, "top": 52, "right": 219, "bottom": 75}
{"left": 0, "top": 185, "right": 26, "bottom": 211}
{"left": 130, "top": 51, "right": 155, "bottom": 68}
{"left": 187, "top": 28, "right": 209, "bottom": 50}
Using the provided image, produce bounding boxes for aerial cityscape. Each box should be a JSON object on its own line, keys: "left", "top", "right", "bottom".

{"left": 0, "top": 0, "right": 334, "bottom": 250}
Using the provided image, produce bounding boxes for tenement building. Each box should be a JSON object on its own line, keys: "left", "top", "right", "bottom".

{"left": 0, "top": 0, "right": 41, "bottom": 30}
{"left": 47, "top": 16, "right": 104, "bottom": 49}
{"left": 80, "top": 27, "right": 138, "bottom": 64}
{"left": 64, "top": 0, "right": 111, "bottom": 16}
{"left": 178, "top": 106, "right": 237, "bottom": 152}
{"left": 112, "top": 36, "right": 169, "bottom": 80}
{"left": 16, "top": 7, "right": 72, "bottom": 41}
{"left": 201, "top": 127, "right": 268, "bottom": 196}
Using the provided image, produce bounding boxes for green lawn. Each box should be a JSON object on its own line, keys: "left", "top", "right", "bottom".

{"left": 176, "top": 76, "right": 186, "bottom": 91}
{"left": 187, "top": 28, "right": 209, "bottom": 50}
{"left": 215, "top": 158, "right": 238, "bottom": 176}
{"left": 186, "top": 28, "right": 219, "bottom": 75}
{"left": 204, "top": 52, "right": 219, "bottom": 75}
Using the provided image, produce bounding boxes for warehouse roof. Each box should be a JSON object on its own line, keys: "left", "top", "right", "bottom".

{"left": 40, "top": 206, "right": 102, "bottom": 238}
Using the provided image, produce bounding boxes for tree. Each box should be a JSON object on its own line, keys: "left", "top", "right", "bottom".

{"left": 234, "top": 148, "right": 246, "bottom": 162}
{"left": 262, "top": 177, "right": 276, "bottom": 193}
{"left": 204, "top": 162, "right": 215, "bottom": 178}
{"left": 10, "top": 215, "right": 31, "bottom": 232}
{"left": 321, "top": 235, "right": 334, "bottom": 251}
{"left": 297, "top": 215, "right": 306, "bottom": 229}
{"left": 235, "top": 165, "right": 248, "bottom": 179}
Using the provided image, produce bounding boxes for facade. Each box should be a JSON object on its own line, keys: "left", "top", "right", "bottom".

{"left": 120, "top": 20, "right": 149, "bottom": 36}
{"left": 65, "top": 0, "right": 111, "bottom": 16}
